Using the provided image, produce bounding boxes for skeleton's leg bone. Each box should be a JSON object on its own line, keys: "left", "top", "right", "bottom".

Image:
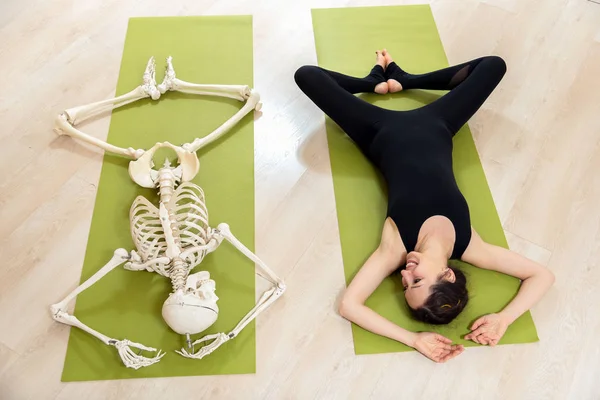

{"left": 177, "top": 223, "right": 286, "bottom": 360}
{"left": 53, "top": 57, "right": 167, "bottom": 160}
{"left": 182, "top": 91, "right": 261, "bottom": 153}
{"left": 171, "top": 80, "right": 251, "bottom": 101}
{"left": 51, "top": 249, "right": 164, "bottom": 369}
{"left": 54, "top": 87, "right": 148, "bottom": 160}
{"left": 55, "top": 113, "right": 144, "bottom": 159}
{"left": 61, "top": 86, "right": 149, "bottom": 126}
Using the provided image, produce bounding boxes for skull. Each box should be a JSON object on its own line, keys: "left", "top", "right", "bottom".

{"left": 162, "top": 271, "right": 219, "bottom": 335}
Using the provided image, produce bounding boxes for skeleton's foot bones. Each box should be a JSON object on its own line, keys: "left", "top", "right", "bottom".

{"left": 54, "top": 56, "right": 261, "bottom": 162}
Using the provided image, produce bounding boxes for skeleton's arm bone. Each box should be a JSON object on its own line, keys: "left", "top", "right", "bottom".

{"left": 50, "top": 249, "right": 164, "bottom": 369}
{"left": 177, "top": 223, "right": 286, "bottom": 360}
{"left": 216, "top": 223, "right": 284, "bottom": 286}
{"left": 214, "top": 223, "right": 286, "bottom": 333}
{"left": 52, "top": 249, "right": 129, "bottom": 309}
{"left": 182, "top": 90, "right": 261, "bottom": 153}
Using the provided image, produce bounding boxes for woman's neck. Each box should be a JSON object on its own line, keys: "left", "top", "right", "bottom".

{"left": 415, "top": 232, "right": 453, "bottom": 261}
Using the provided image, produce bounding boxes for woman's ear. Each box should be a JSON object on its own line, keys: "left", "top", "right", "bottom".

{"left": 443, "top": 267, "right": 456, "bottom": 283}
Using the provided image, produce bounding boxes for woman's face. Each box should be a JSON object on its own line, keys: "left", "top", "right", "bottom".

{"left": 401, "top": 251, "right": 454, "bottom": 308}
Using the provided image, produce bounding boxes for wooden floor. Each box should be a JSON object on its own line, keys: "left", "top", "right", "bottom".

{"left": 1, "top": 0, "right": 600, "bottom": 398}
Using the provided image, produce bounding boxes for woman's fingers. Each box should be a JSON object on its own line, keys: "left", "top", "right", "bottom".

{"left": 470, "top": 317, "right": 486, "bottom": 331}
{"left": 470, "top": 333, "right": 482, "bottom": 344}
{"left": 436, "top": 335, "right": 453, "bottom": 344}
{"left": 431, "top": 345, "right": 464, "bottom": 363}
{"left": 466, "top": 326, "right": 487, "bottom": 341}
{"left": 439, "top": 347, "right": 463, "bottom": 363}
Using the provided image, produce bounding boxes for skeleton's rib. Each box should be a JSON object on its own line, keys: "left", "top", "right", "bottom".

{"left": 50, "top": 249, "right": 165, "bottom": 369}
{"left": 179, "top": 238, "right": 221, "bottom": 261}
{"left": 124, "top": 256, "right": 171, "bottom": 272}
{"left": 182, "top": 90, "right": 261, "bottom": 153}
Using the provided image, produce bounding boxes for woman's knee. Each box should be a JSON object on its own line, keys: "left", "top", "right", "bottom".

{"left": 294, "top": 65, "right": 321, "bottom": 87}
{"left": 484, "top": 56, "right": 507, "bottom": 76}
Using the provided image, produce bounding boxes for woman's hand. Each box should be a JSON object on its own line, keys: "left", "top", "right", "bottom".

{"left": 464, "top": 313, "right": 508, "bottom": 346}
{"left": 412, "top": 332, "right": 464, "bottom": 363}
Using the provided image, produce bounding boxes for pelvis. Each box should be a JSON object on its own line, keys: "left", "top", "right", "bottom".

{"left": 129, "top": 142, "right": 200, "bottom": 188}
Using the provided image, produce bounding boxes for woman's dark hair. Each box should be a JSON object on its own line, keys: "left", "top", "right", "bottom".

{"left": 408, "top": 266, "right": 468, "bottom": 325}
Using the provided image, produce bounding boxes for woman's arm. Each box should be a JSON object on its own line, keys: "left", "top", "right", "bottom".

{"left": 461, "top": 229, "right": 555, "bottom": 344}
{"left": 338, "top": 242, "right": 416, "bottom": 346}
{"left": 339, "top": 219, "right": 464, "bottom": 362}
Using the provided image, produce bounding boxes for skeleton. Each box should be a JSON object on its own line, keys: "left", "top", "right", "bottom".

{"left": 50, "top": 57, "right": 286, "bottom": 369}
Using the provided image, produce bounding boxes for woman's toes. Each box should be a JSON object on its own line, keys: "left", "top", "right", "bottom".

{"left": 375, "top": 50, "right": 386, "bottom": 68}
{"left": 387, "top": 79, "right": 402, "bottom": 93}
{"left": 374, "top": 81, "right": 389, "bottom": 94}
{"left": 383, "top": 50, "right": 394, "bottom": 67}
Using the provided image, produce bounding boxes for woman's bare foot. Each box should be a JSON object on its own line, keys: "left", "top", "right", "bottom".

{"left": 382, "top": 49, "right": 403, "bottom": 93}
{"left": 382, "top": 48, "right": 394, "bottom": 67}
{"left": 374, "top": 50, "right": 388, "bottom": 94}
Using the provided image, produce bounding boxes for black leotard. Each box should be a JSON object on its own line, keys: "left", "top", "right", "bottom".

{"left": 294, "top": 56, "right": 506, "bottom": 259}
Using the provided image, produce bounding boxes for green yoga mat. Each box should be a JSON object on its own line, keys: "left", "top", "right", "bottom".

{"left": 62, "top": 16, "right": 257, "bottom": 381}
{"left": 311, "top": 5, "right": 539, "bottom": 354}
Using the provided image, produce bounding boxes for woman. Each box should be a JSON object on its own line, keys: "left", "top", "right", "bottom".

{"left": 294, "top": 50, "right": 555, "bottom": 363}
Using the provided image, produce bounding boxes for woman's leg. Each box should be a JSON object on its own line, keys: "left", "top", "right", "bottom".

{"left": 385, "top": 55, "right": 507, "bottom": 133}
{"left": 294, "top": 64, "right": 389, "bottom": 152}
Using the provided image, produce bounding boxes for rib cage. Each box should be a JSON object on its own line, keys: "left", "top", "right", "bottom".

{"left": 171, "top": 182, "right": 210, "bottom": 265}
{"left": 129, "top": 181, "right": 210, "bottom": 267}
{"left": 130, "top": 197, "right": 166, "bottom": 261}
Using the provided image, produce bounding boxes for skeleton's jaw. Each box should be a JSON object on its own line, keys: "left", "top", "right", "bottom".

{"left": 162, "top": 288, "right": 219, "bottom": 335}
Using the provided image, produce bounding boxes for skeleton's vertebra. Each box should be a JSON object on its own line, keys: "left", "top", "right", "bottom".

{"left": 50, "top": 57, "right": 285, "bottom": 369}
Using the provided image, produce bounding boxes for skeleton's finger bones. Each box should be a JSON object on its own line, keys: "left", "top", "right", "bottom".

{"left": 175, "top": 332, "right": 230, "bottom": 360}
{"left": 110, "top": 339, "right": 165, "bottom": 370}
